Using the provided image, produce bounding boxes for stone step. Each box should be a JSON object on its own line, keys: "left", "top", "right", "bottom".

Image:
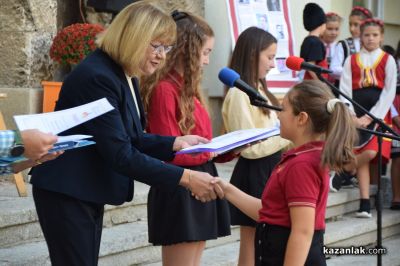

{"left": 325, "top": 186, "right": 377, "bottom": 220}
{"left": 143, "top": 241, "right": 240, "bottom": 266}
{"left": 0, "top": 181, "right": 150, "bottom": 248}
{"left": 0, "top": 181, "right": 377, "bottom": 248}
{"left": 2, "top": 208, "right": 398, "bottom": 266}
{"left": 0, "top": 220, "right": 241, "bottom": 266}
{"left": 143, "top": 231, "right": 400, "bottom": 266}
{"left": 326, "top": 234, "right": 400, "bottom": 266}
{"left": 325, "top": 209, "right": 400, "bottom": 246}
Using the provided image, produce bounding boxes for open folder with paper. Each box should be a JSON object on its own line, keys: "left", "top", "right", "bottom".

{"left": 176, "top": 127, "right": 280, "bottom": 155}
{"left": 13, "top": 98, "right": 114, "bottom": 152}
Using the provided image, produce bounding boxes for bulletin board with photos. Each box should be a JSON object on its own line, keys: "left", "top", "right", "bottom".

{"left": 226, "top": 0, "right": 298, "bottom": 92}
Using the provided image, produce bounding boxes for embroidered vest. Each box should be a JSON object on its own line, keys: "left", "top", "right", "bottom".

{"left": 351, "top": 51, "right": 389, "bottom": 90}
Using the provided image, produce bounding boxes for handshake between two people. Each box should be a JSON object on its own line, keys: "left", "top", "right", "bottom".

{"left": 173, "top": 134, "right": 233, "bottom": 202}
{"left": 179, "top": 169, "right": 228, "bottom": 202}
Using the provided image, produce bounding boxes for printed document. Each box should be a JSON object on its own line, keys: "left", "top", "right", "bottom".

{"left": 14, "top": 98, "right": 114, "bottom": 135}
{"left": 13, "top": 98, "right": 114, "bottom": 151}
{"left": 176, "top": 127, "right": 280, "bottom": 154}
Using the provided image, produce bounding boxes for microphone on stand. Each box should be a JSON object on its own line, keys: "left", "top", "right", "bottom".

{"left": 285, "top": 56, "right": 332, "bottom": 74}
{"left": 219, "top": 67, "right": 268, "bottom": 102}
{"left": 218, "top": 67, "right": 282, "bottom": 111}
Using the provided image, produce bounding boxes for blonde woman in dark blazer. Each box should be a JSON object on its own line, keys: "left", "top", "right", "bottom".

{"left": 30, "top": 3, "right": 220, "bottom": 265}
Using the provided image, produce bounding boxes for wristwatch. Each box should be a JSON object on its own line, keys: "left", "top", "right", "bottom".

{"left": 10, "top": 130, "right": 25, "bottom": 157}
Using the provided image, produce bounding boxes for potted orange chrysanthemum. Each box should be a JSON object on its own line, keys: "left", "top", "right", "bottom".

{"left": 42, "top": 23, "right": 104, "bottom": 112}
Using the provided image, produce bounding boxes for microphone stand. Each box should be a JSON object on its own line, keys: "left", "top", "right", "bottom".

{"left": 317, "top": 73, "right": 400, "bottom": 266}
{"left": 249, "top": 98, "right": 282, "bottom": 112}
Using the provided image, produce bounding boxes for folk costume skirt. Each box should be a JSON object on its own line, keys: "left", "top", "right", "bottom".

{"left": 353, "top": 87, "right": 392, "bottom": 163}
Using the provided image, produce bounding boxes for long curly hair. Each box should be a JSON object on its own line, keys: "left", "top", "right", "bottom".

{"left": 141, "top": 11, "right": 214, "bottom": 134}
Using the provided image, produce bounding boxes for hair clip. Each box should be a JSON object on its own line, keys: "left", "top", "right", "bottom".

{"left": 171, "top": 10, "right": 188, "bottom": 21}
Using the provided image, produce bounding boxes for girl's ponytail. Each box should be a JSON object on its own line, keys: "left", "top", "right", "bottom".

{"left": 322, "top": 100, "right": 358, "bottom": 171}
{"left": 288, "top": 80, "right": 358, "bottom": 172}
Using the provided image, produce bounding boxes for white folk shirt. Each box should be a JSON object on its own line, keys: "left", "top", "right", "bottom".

{"left": 339, "top": 47, "right": 397, "bottom": 119}
{"left": 330, "top": 38, "right": 361, "bottom": 80}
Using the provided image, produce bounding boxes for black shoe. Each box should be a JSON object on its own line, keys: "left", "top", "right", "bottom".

{"left": 356, "top": 199, "right": 372, "bottom": 218}
{"left": 329, "top": 171, "right": 342, "bottom": 192}
{"left": 341, "top": 173, "right": 357, "bottom": 188}
{"left": 390, "top": 202, "right": 400, "bottom": 210}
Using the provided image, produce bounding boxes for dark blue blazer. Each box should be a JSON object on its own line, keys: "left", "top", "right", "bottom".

{"left": 31, "top": 49, "right": 183, "bottom": 205}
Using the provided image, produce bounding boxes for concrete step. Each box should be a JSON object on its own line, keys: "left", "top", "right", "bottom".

{"left": 326, "top": 186, "right": 377, "bottom": 220}
{"left": 144, "top": 230, "right": 400, "bottom": 266}
{"left": 326, "top": 234, "right": 400, "bottom": 266}
{"left": 143, "top": 241, "right": 240, "bottom": 266}
{"left": 0, "top": 180, "right": 380, "bottom": 249}
{"left": 0, "top": 219, "right": 241, "bottom": 266}
{"left": 1, "top": 199, "right": 399, "bottom": 266}
{"left": 325, "top": 209, "right": 400, "bottom": 247}
{"left": 0, "top": 181, "right": 150, "bottom": 248}
{"left": 0, "top": 159, "right": 397, "bottom": 266}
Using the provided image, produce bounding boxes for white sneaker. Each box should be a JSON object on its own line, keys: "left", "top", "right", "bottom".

{"left": 355, "top": 211, "right": 372, "bottom": 218}
{"left": 329, "top": 171, "right": 341, "bottom": 193}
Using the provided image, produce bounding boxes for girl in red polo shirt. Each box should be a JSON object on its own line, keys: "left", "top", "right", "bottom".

{"left": 216, "top": 80, "right": 357, "bottom": 265}
{"left": 339, "top": 18, "right": 397, "bottom": 218}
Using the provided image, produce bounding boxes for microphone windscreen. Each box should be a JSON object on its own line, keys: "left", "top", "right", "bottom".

{"left": 218, "top": 67, "right": 240, "bottom": 87}
{"left": 285, "top": 56, "right": 304, "bottom": 71}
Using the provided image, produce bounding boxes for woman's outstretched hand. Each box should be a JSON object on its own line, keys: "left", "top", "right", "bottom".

{"left": 173, "top": 135, "right": 210, "bottom": 151}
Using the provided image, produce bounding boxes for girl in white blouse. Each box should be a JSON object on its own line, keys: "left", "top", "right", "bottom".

{"left": 340, "top": 18, "right": 397, "bottom": 218}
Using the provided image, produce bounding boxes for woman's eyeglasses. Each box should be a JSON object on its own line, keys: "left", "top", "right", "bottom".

{"left": 171, "top": 10, "right": 188, "bottom": 21}
{"left": 150, "top": 43, "right": 173, "bottom": 54}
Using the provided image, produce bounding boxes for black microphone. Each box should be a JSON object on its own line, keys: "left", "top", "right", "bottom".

{"left": 286, "top": 56, "right": 332, "bottom": 74}
{"left": 218, "top": 67, "right": 282, "bottom": 111}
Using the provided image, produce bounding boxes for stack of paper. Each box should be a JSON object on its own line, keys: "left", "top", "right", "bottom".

{"left": 176, "top": 127, "right": 280, "bottom": 154}
{"left": 14, "top": 98, "right": 114, "bottom": 152}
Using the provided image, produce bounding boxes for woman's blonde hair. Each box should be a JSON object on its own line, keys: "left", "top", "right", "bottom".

{"left": 141, "top": 11, "right": 214, "bottom": 134}
{"left": 96, "top": 2, "right": 176, "bottom": 76}
{"left": 287, "top": 80, "right": 358, "bottom": 172}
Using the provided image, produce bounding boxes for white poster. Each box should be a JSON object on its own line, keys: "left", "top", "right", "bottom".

{"left": 226, "top": 0, "right": 298, "bottom": 91}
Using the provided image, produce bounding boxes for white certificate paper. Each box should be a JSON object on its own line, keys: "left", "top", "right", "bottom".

{"left": 176, "top": 127, "right": 280, "bottom": 154}
{"left": 14, "top": 98, "right": 114, "bottom": 135}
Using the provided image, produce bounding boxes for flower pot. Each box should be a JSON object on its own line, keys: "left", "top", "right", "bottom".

{"left": 41, "top": 81, "right": 62, "bottom": 112}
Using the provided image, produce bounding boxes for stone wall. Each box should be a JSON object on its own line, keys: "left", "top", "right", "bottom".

{"left": 0, "top": 0, "right": 204, "bottom": 129}
{"left": 0, "top": 0, "right": 57, "bottom": 88}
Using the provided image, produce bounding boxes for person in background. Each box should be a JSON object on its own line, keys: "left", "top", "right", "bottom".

{"left": 330, "top": 6, "right": 373, "bottom": 84}
{"left": 217, "top": 80, "right": 357, "bottom": 266}
{"left": 389, "top": 40, "right": 400, "bottom": 210}
{"left": 321, "top": 12, "right": 342, "bottom": 90}
{"left": 140, "top": 11, "right": 231, "bottom": 266}
{"left": 339, "top": 18, "right": 397, "bottom": 218}
{"left": 222, "top": 27, "right": 290, "bottom": 266}
{"left": 300, "top": 3, "right": 328, "bottom": 81}
{"left": 391, "top": 95, "right": 400, "bottom": 210}
{"left": 0, "top": 129, "right": 61, "bottom": 175}
{"left": 329, "top": 6, "right": 373, "bottom": 192}
{"left": 29, "top": 3, "right": 222, "bottom": 265}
